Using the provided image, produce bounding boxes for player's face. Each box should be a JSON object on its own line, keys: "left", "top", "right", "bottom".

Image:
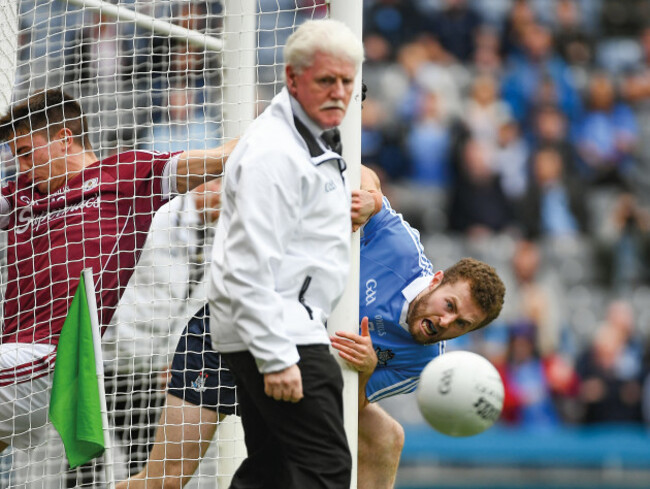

{"left": 286, "top": 51, "right": 356, "bottom": 129}
{"left": 12, "top": 130, "right": 69, "bottom": 194}
{"left": 407, "top": 274, "right": 487, "bottom": 345}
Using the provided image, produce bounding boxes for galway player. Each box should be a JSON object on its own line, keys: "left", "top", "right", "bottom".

{"left": 0, "top": 88, "right": 235, "bottom": 454}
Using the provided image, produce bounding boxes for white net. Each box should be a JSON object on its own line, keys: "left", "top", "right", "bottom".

{"left": 0, "top": 1, "right": 329, "bottom": 488}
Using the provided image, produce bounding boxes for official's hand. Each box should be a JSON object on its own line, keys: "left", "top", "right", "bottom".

{"left": 330, "top": 317, "right": 378, "bottom": 374}
{"left": 264, "top": 364, "right": 304, "bottom": 403}
{"left": 351, "top": 190, "right": 378, "bottom": 232}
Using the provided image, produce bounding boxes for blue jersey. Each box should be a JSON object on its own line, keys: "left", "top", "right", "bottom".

{"left": 360, "top": 199, "right": 442, "bottom": 402}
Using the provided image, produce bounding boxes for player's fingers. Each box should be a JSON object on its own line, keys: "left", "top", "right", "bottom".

{"left": 360, "top": 316, "right": 370, "bottom": 337}
{"left": 333, "top": 330, "right": 361, "bottom": 342}
{"left": 333, "top": 336, "right": 366, "bottom": 355}
{"left": 330, "top": 335, "right": 352, "bottom": 348}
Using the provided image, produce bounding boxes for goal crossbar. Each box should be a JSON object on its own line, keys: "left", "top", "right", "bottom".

{"left": 63, "top": 0, "right": 224, "bottom": 52}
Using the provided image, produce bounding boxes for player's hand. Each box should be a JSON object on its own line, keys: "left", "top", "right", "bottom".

{"left": 330, "top": 317, "right": 378, "bottom": 374}
{"left": 351, "top": 190, "right": 377, "bottom": 232}
{"left": 264, "top": 364, "right": 304, "bottom": 403}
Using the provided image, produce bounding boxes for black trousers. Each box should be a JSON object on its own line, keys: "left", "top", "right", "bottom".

{"left": 222, "top": 345, "right": 352, "bottom": 489}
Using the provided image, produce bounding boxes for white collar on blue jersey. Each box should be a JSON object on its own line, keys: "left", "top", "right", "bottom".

{"left": 398, "top": 275, "right": 434, "bottom": 333}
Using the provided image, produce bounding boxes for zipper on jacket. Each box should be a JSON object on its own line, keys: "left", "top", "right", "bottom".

{"left": 299, "top": 275, "right": 314, "bottom": 320}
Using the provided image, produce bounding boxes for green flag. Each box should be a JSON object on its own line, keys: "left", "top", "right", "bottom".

{"left": 49, "top": 272, "right": 105, "bottom": 469}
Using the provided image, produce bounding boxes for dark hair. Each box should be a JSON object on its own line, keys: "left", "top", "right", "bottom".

{"left": 0, "top": 88, "right": 92, "bottom": 149}
{"left": 441, "top": 257, "right": 506, "bottom": 329}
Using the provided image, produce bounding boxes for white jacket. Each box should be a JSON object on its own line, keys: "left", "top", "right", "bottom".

{"left": 208, "top": 88, "right": 351, "bottom": 373}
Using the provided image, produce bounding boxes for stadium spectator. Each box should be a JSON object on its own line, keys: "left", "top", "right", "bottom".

{"left": 498, "top": 322, "right": 562, "bottom": 429}
{"left": 529, "top": 104, "right": 579, "bottom": 176}
{"left": 501, "top": 239, "right": 565, "bottom": 358}
{"left": 493, "top": 118, "right": 530, "bottom": 202}
{"left": 498, "top": 239, "right": 581, "bottom": 424}
{"left": 593, "top": 192, "right": 650, "bottom": 290}
{"left": 422, "top": 0, "right": 483, "bottom": 63}
{"left": 206, "top": 19, "right": 363, "bottom": 489}
{"left": 447, "top": 138, "right": 514, "bottom": 237}
{"left": 470, "top": 25, "right": 505, "bottom": 76}
{"left": 576, "top": 317, "right": 644, "bottom": 425}
{"left": 516, "top": 145, "right": 588, "bottom": 240}
{"left": 405, "top": 89, "right": 452, "bottom": 187}
{"left": 0, "top": 88, "right": 235, "bottom": 457}
{"left": 501, "top": 22, "right": 583, "bottom": 127}
{"left": 499, "top": 0, "right": 538, "bottom": 60}
{"left": 619, "top": 66, "right": 650, "bottom": 185}
{"left": 552, "top": 0, "right": 595, "bottom": 70}
{"left": 363, "top": 0, "right": 425, "bottom": 61}
{"left": 462, "top": 73, "right": 512, "bottom": 159}
{"left": 573, "top": 71, "right": 640, "bottom": 188}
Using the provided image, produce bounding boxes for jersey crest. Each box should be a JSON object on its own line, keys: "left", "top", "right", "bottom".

{"left": 375, "top": 347, "right": 395, "bottom": 366}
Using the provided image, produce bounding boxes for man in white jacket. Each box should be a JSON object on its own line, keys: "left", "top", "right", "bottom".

{"left": 208, "top": 19, "right": 364, "bottom": 489}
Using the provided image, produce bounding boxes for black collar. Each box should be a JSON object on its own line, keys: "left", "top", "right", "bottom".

{"left": 293, "top": 116, "right": 325, "bottom": 158}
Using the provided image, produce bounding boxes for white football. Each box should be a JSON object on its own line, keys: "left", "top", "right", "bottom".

{"left": 416, "top": 350, "right": 504, "bottom": 437}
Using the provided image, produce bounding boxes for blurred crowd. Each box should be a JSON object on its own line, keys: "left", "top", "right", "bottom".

{"left": 6, "top": 0, "right": 650, "bottom": 433}
{"left": 359, "top": 0, "right": 650, "bottom": 430}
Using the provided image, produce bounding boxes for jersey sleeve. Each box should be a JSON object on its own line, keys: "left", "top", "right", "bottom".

{"left": 134, "top": 151, "right": 180, "bottom": 201}
{"left": 366, "top": 366, "right": 421, "bottom": 403}
{"left": 117, "top": 151, "right": 181, "bottom": 211}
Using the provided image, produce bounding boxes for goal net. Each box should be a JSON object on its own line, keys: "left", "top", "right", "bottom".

{"left": 0, "top": 1, "right": 361, "bottom": 488}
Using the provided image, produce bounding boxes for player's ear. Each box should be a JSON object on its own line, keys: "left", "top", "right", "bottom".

{"left": 55, "top": 127, "right": 73, "bottom": 148}
{"left": 286, "top": 65, "right": 297, "bottom": 94}
{"left": 429, "top": 271, "right": 444, "bottom": 289}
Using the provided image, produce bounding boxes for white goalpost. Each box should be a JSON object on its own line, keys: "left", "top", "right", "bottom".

{"left": 0, "top": 1, "right": 362, "bottom": 488}
{"left": 328, "top": 2, "right": 363, "bottom": 487}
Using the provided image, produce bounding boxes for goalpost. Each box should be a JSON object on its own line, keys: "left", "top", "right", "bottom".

{"left": 0, "top": 1, "right": 362, "bottom": 488}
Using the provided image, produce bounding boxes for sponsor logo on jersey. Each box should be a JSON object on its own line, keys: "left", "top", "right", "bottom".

{"left": 15, "top": 196, "right": 101, "bottom": 234}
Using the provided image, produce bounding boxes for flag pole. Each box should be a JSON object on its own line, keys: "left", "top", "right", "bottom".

{"left": 82, "top": 268, "right": 116, "bottom": 489}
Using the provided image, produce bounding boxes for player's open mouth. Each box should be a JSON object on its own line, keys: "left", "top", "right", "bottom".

{"left": 421, "top": 319, "right": 437, "bottom": 336}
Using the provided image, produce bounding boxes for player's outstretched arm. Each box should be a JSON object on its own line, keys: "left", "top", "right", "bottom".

{"left": 330, "top": 317, "right": 377, "bottom": 410}
{"left": 176, "top": 138, "right": 238, "bottom": 193}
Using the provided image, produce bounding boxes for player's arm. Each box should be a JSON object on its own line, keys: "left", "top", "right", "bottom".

{"left": 351, "top": 165, "right": 383, "bottom": 232}
{"left": 330, "top": 317, "right": 377, "bottom": 410}
{"left": 175, "top": 138, "right": 238, "bottom": 193}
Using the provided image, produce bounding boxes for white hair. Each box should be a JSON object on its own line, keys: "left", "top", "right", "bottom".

{"left": 284, "top": 19, "right": 364, "bottom": 74}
